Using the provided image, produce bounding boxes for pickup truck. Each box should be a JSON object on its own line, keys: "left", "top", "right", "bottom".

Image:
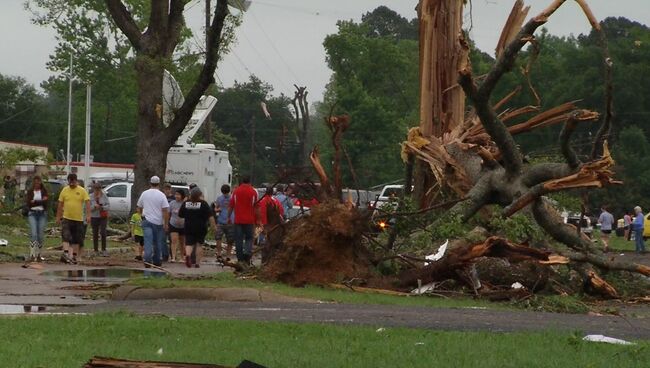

{"left": 104, "top": 182, "right": 189, "bottom": 218}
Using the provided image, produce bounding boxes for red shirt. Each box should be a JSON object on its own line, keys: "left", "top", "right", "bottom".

{"left": 259, "top": 195, "right": 284, "bottom": 225}
{"left": 229, "top": 184, "right": 258, "bottom": 224}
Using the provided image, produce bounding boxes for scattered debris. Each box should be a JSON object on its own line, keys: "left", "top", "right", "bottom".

{"left": 582, "top": 335, "right": 635, "bottom": 345}
{"left": 425, "top": 239, "right": 448, "bottom": 264}
{"left": 511, "top": 282, "right": 525, "bottom": 290}
{"left": 0, "top": 238, "right": 8, "bottom": 246}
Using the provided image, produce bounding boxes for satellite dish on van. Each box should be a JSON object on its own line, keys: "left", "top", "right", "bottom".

{"left": 227, "top": 0, "right": 252, "bottom": 11}
{"left": 162, "top": 70, "right": 185, "bottom": 127}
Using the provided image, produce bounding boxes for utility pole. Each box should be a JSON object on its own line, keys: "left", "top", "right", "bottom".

{"left": 250, "top": 116, "right": 256, "bottom": 184}
{"left": 204, "top": 0, "right": 214, "bottom": 144}
{"left": 83, "top": 84, "right": 92, "bottom": 187}
{"left": 66, "top": 54, "right": 73, "bottom": 174}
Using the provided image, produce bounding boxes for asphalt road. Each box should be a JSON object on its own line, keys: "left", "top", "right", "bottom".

{"left": 73, "top": 300, "right": 650, "bottom": 340}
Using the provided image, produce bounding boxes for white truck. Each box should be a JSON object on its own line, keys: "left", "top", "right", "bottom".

{"left": 162, "top": 72, "right": 232, "bottom": 204}
{"left": 166, "top": 143, "right": 232, "bottom": 204}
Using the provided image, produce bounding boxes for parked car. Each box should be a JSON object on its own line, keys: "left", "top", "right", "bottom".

{"left": 104, "top": 182, "right": 189, "bottom": 218}
{"left": 565, "top": 214, "right": 593, "bottom": 238}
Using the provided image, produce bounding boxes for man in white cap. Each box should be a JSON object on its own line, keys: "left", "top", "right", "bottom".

{"left": 136, "top": 176, "right": 169, "bottom": 267}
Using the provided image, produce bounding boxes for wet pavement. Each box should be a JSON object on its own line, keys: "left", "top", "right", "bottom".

{"left": 41, "top": 268, "right": 166, "bottom": 283}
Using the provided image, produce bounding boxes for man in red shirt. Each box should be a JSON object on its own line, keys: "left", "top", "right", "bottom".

{"left": 258, "top": 186, "right": 284, "bottom": 264}
{"left": 228, "top": 176, "right": 259, "bottom": 264}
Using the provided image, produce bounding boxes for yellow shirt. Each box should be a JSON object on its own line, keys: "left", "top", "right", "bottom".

{"left": 58, "top": 185, "right": 90, "bottom": 221}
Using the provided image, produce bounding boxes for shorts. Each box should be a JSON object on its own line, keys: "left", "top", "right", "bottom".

{"left": 134, "top": 235, "right": 144, "bottom": 246}
{"left": 601, "top": 229, "right": 612, "bottom": 235}
{"left": 185, "top": 232, "right": 206, "bottom": 246}
{"left": 169, "top": 225, "right": 185, "bottom": 235}
{"left": 61, "top": 219, "right": 85, "bottom": 245}
{"left": 215, "top": 223, "right": 234, "bottom": 244}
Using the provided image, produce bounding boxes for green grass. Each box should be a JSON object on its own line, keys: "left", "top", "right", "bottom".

{"left": 0, "top": 314, "right": 647, "bottom": 367}
{"left": 130, "top": 272, "right": 500, "bottom": 309}
{"left": 605, "top": 232, "right": 639, "bottom": 252}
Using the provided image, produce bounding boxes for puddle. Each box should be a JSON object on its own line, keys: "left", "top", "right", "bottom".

{"left": 41, "top": 268, "right": 166, "bottom": 283}
{"left": 0, "top": 304, "right": 49, "bottom": 314}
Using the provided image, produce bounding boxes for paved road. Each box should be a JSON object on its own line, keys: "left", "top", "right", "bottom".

{"left": 73, "top": 300, "right": 650, "bottom": 340}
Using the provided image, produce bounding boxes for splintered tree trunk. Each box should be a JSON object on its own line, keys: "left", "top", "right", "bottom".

{"left": 414, "top": 0, "right": 466, "bottom": 208}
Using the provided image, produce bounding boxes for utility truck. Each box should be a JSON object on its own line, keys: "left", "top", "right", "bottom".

{"left": 162, "top": 71, "right": 232, "bottom": 204}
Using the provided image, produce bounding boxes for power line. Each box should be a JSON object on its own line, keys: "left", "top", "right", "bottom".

{"left": 249, "top": 11, "right": 302, "bottom": 85}
{"left": 238, "top": 31, "right": 292, "bottom": 93}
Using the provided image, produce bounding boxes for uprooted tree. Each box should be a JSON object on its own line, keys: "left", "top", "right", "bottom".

{"left": 260, "top": 0, "right": 649, "bottom": 299}
{"left": 400, "top": 0, "right": 649, "bottom": 296}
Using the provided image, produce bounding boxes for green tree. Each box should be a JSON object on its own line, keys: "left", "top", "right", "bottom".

{"left": 212, "top": 76, "right": 296, "bottom": 184}
{"left": 28, "top": 0, "right": 239, "bottom": 207}
{"left": 321, "top": 14, "right": 419, "bottom": 188}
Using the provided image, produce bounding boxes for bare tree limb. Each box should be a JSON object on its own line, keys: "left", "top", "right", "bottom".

{"left": 147, "top": 0, "right": 169, "bottom": 39}
{"left": 459, "top": 70, "right": 522, "bottom": 175}
{"left": 165, "top": 0, "right": 187, "bottom": 57}
{"left": 522, "top": 163, "right": 573, "bottom": 186}
{"left": 531, "top": 199, "right": 592, "bottom": 252}
{"left": 564, "top": 251, "right": 650, "bottom": 277}
{"left": 164, "top": 0, "right": 229, "bottom": 145}
{"left": 105, "top": 0, "right": 143, "bottom": 50}
{"left": 559, "top": 114, "right": 581, "bottom": 169}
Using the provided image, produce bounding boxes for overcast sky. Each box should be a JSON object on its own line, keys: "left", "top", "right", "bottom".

{"left": 1, "top": 0, "right": 649, "bottom": 101}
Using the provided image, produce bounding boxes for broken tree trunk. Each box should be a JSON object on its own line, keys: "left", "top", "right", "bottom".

{"left": 414, "top": 0, "right": 467, "bottom": 208}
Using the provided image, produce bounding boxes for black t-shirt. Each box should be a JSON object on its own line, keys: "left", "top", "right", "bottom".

{"left": 178, "top": 200, "right": 212, "bottom": 235}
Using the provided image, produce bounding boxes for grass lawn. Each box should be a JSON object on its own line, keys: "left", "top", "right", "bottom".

{"left": 604, "top": 231, "right": 641, "bottom": 252}
{"left": 130, "top": 272, "right": 502, "bottom": 310}
{"left": 0, "top": 314, "right": 647, "bottom": 368}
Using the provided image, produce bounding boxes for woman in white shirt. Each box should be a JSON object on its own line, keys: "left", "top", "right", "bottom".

{"left": 25, "top": 176, "right": 49, "bottom": 262}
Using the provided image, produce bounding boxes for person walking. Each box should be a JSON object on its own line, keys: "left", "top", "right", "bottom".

{"left": 25, "top": 176, "right": 48, "bottom": 262}
{"left": 90, "top": 182, "right": 110, "bottom": 257}
{"left": 168, "top": 189, "right": 186, "bottom": 262}
{"left": 136, "top": 176, "right": 169, "bottom": 267}
{"left": 228, "top": 176, "right": 259, "bottom": 265}
{"left": 130, "top": 210, "right": 144, "bottom": 261}
{"left": 179, "top": 187, "right": 216, "bottom": 268}
{"left": 598, "top": 206, "right": 614, "bottom": 252}
{"left": 623, "top": 212, "right": 632, "bottom": 241}
{"left": 161, "top": 182, "right": 174, "bottom": 262}
{"left": 55, "top": 173, "right": 91, "bottom": 264}
{"left": 633, "top": 206, "right": 646, "bottom": 253}
{"left": 259, "top": 186, "right": 284, "bottom": 263}
{"left": 213, "top": 184, "right": 234, "bottom": 258}
{"left": 274, "top": 185, "right": 292, "bottom": 220}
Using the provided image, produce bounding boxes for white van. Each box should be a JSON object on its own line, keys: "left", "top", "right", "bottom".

{"left": 104, "top": 182, "right": 188, "bottom": 218}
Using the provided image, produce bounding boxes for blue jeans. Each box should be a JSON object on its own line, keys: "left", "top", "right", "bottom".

{"left": 142, "top": 219, "right": 165, "bottom": 265}
{"left": 234, "top": 224, "right": 255, "bottom": 262}
{"left": 28, "top": 211, "right": 47, "bottom": 244}
{"left": 635, "top": 228, "right": 646, "bottom": 252}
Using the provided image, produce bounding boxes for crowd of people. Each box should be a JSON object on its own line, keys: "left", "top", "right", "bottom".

{"left": 25, "top": 172, "right": 290, "bottom": 267}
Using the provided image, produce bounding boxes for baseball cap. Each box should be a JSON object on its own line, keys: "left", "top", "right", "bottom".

{"left": 150, "top": 176, "right": 161, "bottom": 184}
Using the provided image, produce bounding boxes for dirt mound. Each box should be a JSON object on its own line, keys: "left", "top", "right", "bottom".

{"left": 261, "top": 200, "right": 373, "bottom": 286}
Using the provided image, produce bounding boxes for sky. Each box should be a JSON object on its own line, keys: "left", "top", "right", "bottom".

{"left": 1, "top": 0, "right": 649, "bottom": 102}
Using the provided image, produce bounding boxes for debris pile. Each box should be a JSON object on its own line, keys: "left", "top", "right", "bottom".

{"left": 261, "top": 200, "right": 373, "bottom": 286}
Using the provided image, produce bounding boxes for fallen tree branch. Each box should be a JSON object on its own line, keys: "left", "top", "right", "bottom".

{"left": 396, "top": 236, "right": 550, "bottom": 289}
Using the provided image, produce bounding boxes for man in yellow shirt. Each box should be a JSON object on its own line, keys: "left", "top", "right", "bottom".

{"left": 55, "top": 173, "right": 91, "bottom": 264}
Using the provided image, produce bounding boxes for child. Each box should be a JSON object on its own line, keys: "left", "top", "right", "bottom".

{"left": 130, "top": 211, "right": 144, "bottom": 261}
